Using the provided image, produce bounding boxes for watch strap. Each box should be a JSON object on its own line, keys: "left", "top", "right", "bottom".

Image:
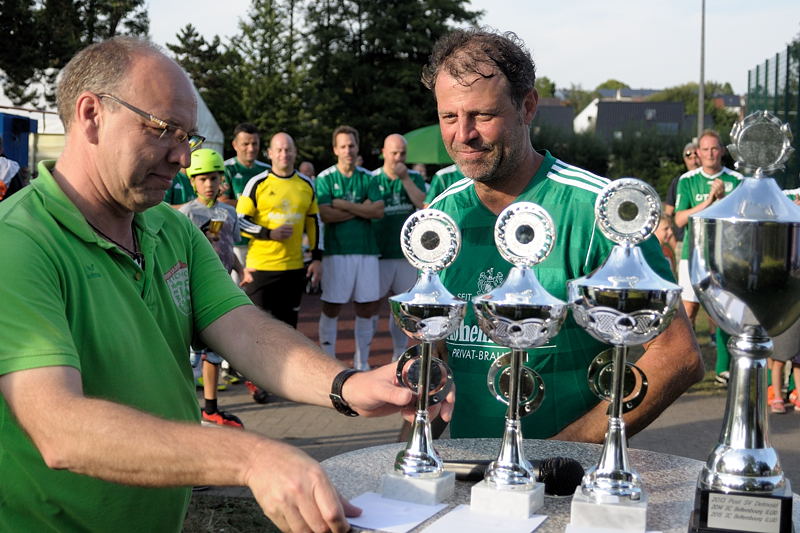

{"left": 329, "top": 368, "right": 360, "bottom": 417}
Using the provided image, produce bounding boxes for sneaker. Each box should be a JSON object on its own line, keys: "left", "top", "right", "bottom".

{"left": 196, "top": 377, "right": 227, "bottom": 391}
{"left": 790, "top": 390, "right": 800, "bottom": 412}
{"left": 770, "top": 399, "right": 787, "bottom": 414}
{"left": 245, "top": 381, "right": 271, "bottom": 404}
{"left": 714, "top": 371, "right": 730, "bottom": 386}
{"left": 202, "top": 409, "right": 244, "bottom": 428}
{"left": 222, "top": 370, "right": 242, "bottom": 385}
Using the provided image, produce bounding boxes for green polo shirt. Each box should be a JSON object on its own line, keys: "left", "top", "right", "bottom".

{"left": 0, "top": 161, "right": 252, "bottom": 532}
{"left": 371, "top": 168, "right": 426, "bottom": 259}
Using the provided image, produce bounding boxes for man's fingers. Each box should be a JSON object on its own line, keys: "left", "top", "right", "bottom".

{"left": 308, "top": 481, "right": 351, "bottom": 533}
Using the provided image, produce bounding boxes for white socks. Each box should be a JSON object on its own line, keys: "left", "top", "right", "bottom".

{"left": 389, "top": 315, "right": 408, "bottom": 361}
{"left": 354, "top": 316, "right": 375, "bottom": 370}
{"left": 319, "top": 313, "right": 338, "bottom": 357}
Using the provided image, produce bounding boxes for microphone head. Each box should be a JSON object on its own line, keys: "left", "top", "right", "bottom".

{"left": 539, "top": 456, "right": 585, "bottom": 496}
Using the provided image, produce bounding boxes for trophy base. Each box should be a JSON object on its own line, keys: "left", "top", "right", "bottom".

{"left": 380, "top": 471, "right": 455, "bottom": 505}
{"left": 689, "top": 480, "right": 794, "bottom": 533}
{"left": 567, "top": 486, "right": 648, "bottom": 533}
{"left": 469, "top": 479, "right": 545, "bottom": 519}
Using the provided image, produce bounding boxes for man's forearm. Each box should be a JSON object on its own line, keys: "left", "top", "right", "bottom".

{"left": 202, "top": 305, "right": 347, "bottom": 408}
{"left": 674, "top": 201, "right": 712, "bottom": 228}
{"left": 319, "top": 204, "right": 355, "bottom": 223}
{"left": 331, "top": 199, "right": 383, "bottom": 219}
{"left": 552, "top": 307, "right": 703, "bottom": 443}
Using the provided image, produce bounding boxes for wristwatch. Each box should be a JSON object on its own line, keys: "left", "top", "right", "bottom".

{"left": 329, "top": 369, "right": 360, "bottom": 417}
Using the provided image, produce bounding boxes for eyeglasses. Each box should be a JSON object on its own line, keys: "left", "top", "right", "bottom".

{"left": 684, "top": 151, "right": 696, "bottom": 158}
{"left": 97, "top": 93, "right": 205, "bottom": 151}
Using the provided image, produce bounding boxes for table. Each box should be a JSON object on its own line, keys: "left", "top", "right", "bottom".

{"left": 322, "top": 438, "right": 800, "bottom": 533}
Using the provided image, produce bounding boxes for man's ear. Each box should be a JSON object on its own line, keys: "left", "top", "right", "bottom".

{"left": 522, "top": 88, "right": 539, "bottom": 125}
{"left": 74, "top": 92, "right": 103, "bottom": 145}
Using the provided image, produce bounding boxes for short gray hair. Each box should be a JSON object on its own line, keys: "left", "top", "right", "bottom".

{"left": 56, "top": 36, "right": 165, "bottom": 131}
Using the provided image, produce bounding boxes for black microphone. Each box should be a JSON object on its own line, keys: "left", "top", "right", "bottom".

{"left": 442, "top": 457, "right": 585, "bottom": 496}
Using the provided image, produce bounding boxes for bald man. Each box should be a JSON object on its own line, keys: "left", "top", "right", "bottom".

{"left": 370, "top": 134, "right": 426, "bottom": 359}
{"left": 237, "top": 132, "right": 322, "bottom": 329}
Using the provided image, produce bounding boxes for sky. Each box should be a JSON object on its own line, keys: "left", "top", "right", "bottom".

{"left": 148, "top": 0, "right": 800, "bottom": 95}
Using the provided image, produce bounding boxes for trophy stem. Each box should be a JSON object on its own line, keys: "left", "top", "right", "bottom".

{"left": 485, "top": 349, "right": 535, "bottom": 487}
{"left": 394, "top": 342, "right": 443, "bottom": 477}
{"left": 699, "top": 335, "right": 786, "bottom": 493}
{"left": 582, "top": 345, "right": 641, "bottom": 500}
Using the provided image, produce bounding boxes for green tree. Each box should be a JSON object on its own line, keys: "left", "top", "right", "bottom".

{"left": 534, "top": 76, "right": 556, "bottom": 98}
{"left": 647, "top": 81, "right": 738, "bottom": 141}
{"left": 595, "top": 79, "right": 629, "bottom": 91}
{"left": 0, "top": 0, "right": 149, "bottom": 106}
{"left": 302, "top": 0, "right": 481, "bottom": 167}
{"left": 167, "top": 24, "right": 244, "bottom": 152}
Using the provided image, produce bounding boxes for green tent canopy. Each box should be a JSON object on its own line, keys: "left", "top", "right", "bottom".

{"left": 403, "top": 124, "right": 453, "bottom": 164}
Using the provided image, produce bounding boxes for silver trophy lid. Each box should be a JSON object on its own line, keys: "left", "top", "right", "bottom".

{"left": 473, "top": 202, "right": 567, "bottom": 349}
{"left": 400, "top": 208, "right": 460, "bottom": 272}
{"left": 595, "top": 178, "right": 661, "bottom": 245}
{"left": 694, "top": 111, "right": 800, "bottom": 224}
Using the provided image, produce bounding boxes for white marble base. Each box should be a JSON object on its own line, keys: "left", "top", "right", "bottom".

{"left": 469, "top": 479, "right": 545, "bottom": 519}
{"left": 568, "top": 486, "right": 648, "bottom": 532}
{"left": 380, "top": 471, "right": 455, "bottom": 505}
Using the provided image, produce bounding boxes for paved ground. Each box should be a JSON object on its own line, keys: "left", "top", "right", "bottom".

{"left": 201, "top": 293, "right": 800, "bottom": 500}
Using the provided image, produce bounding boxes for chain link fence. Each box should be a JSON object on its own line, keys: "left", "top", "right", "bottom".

{"left": 747, "top": 44, "right": 800, "bottom": 187}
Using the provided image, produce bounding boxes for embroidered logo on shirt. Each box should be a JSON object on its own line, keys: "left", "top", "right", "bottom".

{"left": 84, "top": 263, "right": 102, "bottom": 279}
{"left": 477, "top": 268, "right": 504, "bottom": 294}
{"left": 164, "top": 261, "right": 191, "bottom": 316}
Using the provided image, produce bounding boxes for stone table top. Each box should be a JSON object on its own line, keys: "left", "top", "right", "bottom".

{"left": 322, "top": 438, "right": 799, "bottom": 532}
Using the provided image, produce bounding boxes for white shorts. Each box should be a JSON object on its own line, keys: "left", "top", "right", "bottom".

{"left": 379, "top": 258, "right": 418, "bottom": 297}
{"left": 678, "top": 259, "right": 698, "bottom": 303}
{"left": 321, "top": 254, "right": 380, "bottom": 304}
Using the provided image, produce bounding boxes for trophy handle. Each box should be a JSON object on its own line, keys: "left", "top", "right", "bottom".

{"left": 395, "top": 345, "right": 453, "bottom": 406}
{"left": 486, "top": 352, "right": 546, "bottom": 417}
{"left": 587, "top": 349, "right": 649, "bottom": 413}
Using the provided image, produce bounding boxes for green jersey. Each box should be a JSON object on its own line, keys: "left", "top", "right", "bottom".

{"left": 425, "top": 164, "right": 465, "bottom": 205}
{"left": 675, "top": 166, "right": 742, "bottom": 260}
{"left": 163, "top": 171, "right": 195, "bottom": 205}
{"left": 315, "top": 165, "right": 382, "bottom": 256}
{"left": 0, "top": 162, "right": 252, "bottom": 533}
{"left": 429, "top": 151, "right": 673, "bottom": 439}
{"left": 223, "top": 157, "right": 271, "bottom": 201}
{"left": 371, "top": 168, "right": 426, "bottom": 259}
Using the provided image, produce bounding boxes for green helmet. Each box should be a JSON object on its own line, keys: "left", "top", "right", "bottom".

{"left": 187, "top": 148, "right": 224, "bottom": 177}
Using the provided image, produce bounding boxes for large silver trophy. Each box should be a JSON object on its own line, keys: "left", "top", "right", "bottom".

{"left": 567, "top": 179, "right": 682, "bottom": 532}
{"left": 470, "top": 202, "right": 567, "bottom": 518}
{"left": 381, "top": 208, "right": 466, "bottom": 505}
{"left": 688, "top": 111, "right": 798, "bottom": 533}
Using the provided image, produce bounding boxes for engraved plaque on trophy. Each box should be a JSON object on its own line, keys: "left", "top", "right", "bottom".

{"left": 688, "top": 111, "right": 798, "bottom": 533}
{"left": 470, "top": 202, "right": 567, "bottom": 518}
{"left": 566, "top": 178, "right": 682, "bottom": 533}
{"left": 381, "top": 209, "right": 466, "bottom": 505}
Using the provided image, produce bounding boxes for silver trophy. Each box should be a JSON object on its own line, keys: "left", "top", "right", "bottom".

{"left": 689, "top": 111, "right": 797, "bottom": 533}
{"left": 567, "top": 178, "right": 682, "bottom": 532}
{"left": 470, "top": 202, "right": 567, "bottom": 518}
{"left": 382, "top": 208, "right": 466, "bottom": 504}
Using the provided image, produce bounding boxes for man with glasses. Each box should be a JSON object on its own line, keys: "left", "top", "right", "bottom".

{"left": 0, "top": 36, "right": 436, "bottom": 533}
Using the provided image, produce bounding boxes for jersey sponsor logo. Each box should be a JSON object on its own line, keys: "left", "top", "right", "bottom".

{"left": 447, "top": 322, "right": 491, "bottom": 345}
{"left": 477, "top": 267, "right": 504, "bottom": 294}
{"left": 164, "top": 261, "right": 191, "bottom": 316}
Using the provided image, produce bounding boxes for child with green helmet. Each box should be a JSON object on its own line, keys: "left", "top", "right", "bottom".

{"left": 180, "top": 148, "right": 252, "bottom": 428}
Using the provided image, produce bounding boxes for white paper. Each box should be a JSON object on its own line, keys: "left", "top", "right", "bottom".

{"left": 422, "top": 504, "right": 547, "bottom": 533}
{"left": 347, "top": 492, "right": 447, "bottom": 533}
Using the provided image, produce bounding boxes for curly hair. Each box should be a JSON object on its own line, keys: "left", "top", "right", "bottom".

{"left": 421, "top": 28, "right": 536, "bottom": 108}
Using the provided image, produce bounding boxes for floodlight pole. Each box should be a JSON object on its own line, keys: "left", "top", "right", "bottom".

{"left": 698, "top": 0, "right": 706, "bottom": 137}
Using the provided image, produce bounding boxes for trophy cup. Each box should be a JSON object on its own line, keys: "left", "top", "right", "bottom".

{"left": 688, "top": 111, "right": 798, "bottom": 533}
{"left": 381, "top": 208, "right": 466, "bottom": 505}
{"left": 470, "top": 202, "right": 567, "bottom": 518}
{"left": 567, "top": 178, "right": 682, "bottom": 532}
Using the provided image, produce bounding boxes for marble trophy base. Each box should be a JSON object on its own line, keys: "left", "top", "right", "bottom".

{"left": 469, "top": 479, "right": 545, "bottom": 519}
{"left": 567, "top": 486, "right": 648, "bottom": 533}
{"left": 689, "top": 479, "right": 794, "bottom": 533}
{"left": 381, "top": 471, "right": 455, "bottom": 505}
